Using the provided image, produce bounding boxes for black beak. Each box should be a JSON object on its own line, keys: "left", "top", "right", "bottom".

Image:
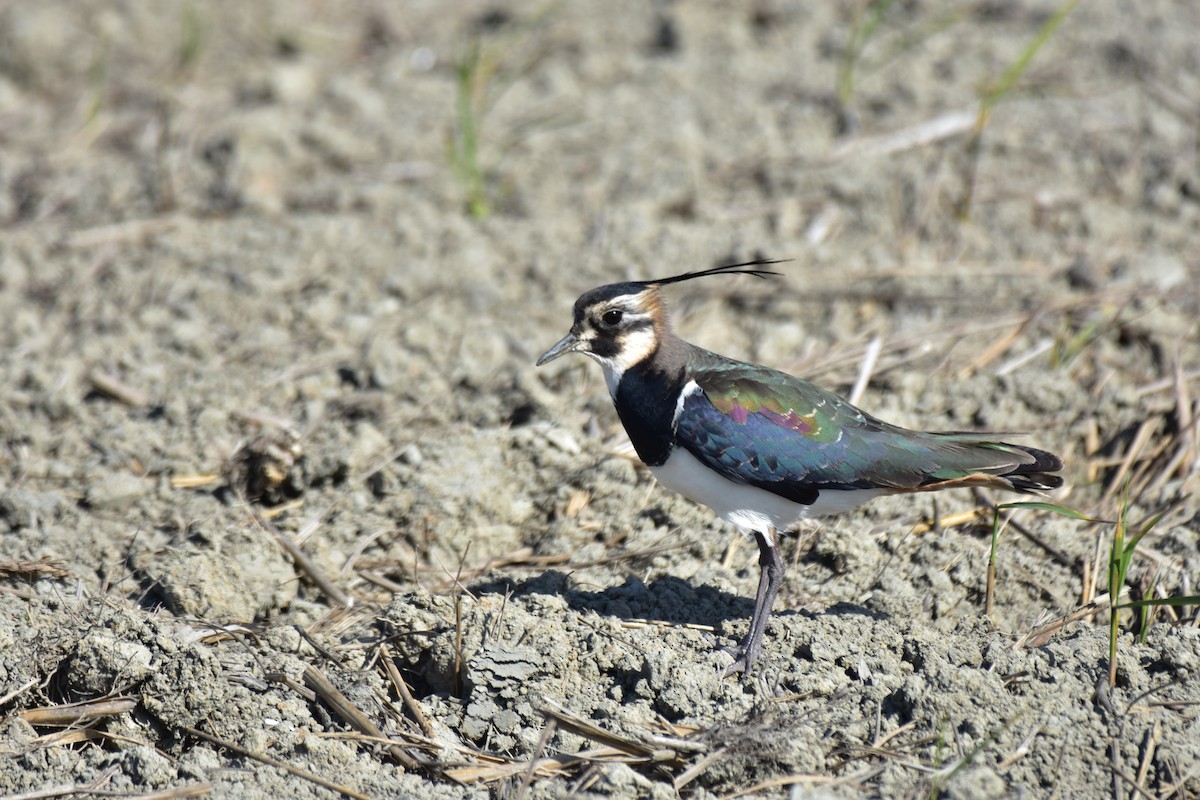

{"left": 536, "top": 331, "right": 585, "bottom": 366}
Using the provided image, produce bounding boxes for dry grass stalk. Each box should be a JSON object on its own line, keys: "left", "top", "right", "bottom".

{"left": 361, "top": 541, "right": 682, "bottom": 594}
{"left": 0, "top": 558, "right": 71, "bottom": 580}
{"left": 957, "top": 319, "right": 1030, "bottom": 378}
{"left": 997, "top": 724, "right": 1041, "bottom": 768}
{"left": 1013, "top": 595, "right": 1110, "bottom": 649}
{"left": 720, "top": 766, "right": 883, "bottom": 799}
{"left": 120, "top": 783, "right": 214, "bottom": 799}
{"left": 564, "top": 489, "right": 591, "bottom": 518}
{"left": 1102, "top": 417, "right": 1158, "bottom": 501}
{"left": 445, "top": 748, "right": 637, "bottom": 784}
{"left": 26, "top": 729, "right": 107, "bottom": 748}
{"left": 720, "top": 534, "right": 742, "bottom": 570}
{"left": 0, "top": 678, "right": 37, "bottom": 708}
{"left": 168, "top": 473, "right": 220, "bottom": 489}
{"left": 829, "top": 108, "right": 976, "bottom": 161}
{"left": 18, "top": 698, "right": 136, "bottom": 726}
{"left": 907, "top": 508, "right": 987, "bottom": 535}
{"left": 994, "top": 337, "right": 1055, "bottom": 376}
{"left": 1135, "top": 720, "right": 1162, "bottom": 791}
{"left": 65, "top": 216, "right": 179, "bottom": 249}
{"left": 620, "top": 619, "right": 715, "bottom": 633}
{"left": 355, "top": 568, "right": 406, "bottom": 594}
{"left": 302, "top": 665, "right": 420, "bottom": 771}
{"left": 847, "top": 335, "right": 883, "bottom": 406}
{"left": 1111, "top": 759, "right": 1160, "bottom": 800}
{"left": 379, "top": 643, "right": 438, "bottom": 740}
{"left": 538, "top": 701, "right": 680, "bottom": 761}
{"left": 86, "top": 369, "right": 150, "bottom": 407}
{"left": 872, "top": 720, "right": 918, "bottom": 749}
{"left": 796, "top": 315, "right": 1021, "bottom": 384}
{"left": 1086, "top": 523, "right": 1108, "bottom": 607}
{"left": 672, "top": 746, "right": 728, "bottom": 790}
{"left": 1134, "top": 367, "right": 1200, "bottom": 396}
{"left": 1084, "top": 416, "right": 1102, "bottom": 482}
{"left": 248, "top": 509, "right": 352, "bottom": 608}
{"left": 180, "top": 724, "right": 373, "bottom": 800}
{"left": 0, "top": 765, "right": 120, "bottom": 800}
{"left": 516, "top": 719, "right": 557, "bottom": 800}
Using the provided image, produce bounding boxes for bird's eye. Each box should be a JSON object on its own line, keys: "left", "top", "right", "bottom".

{"left": 602, "top": 309, "right": 623, "bottom": 326}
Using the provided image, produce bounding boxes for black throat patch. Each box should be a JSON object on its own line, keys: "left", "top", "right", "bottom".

{"left": 613, "top": 356, "right": 685, "bottom": 467}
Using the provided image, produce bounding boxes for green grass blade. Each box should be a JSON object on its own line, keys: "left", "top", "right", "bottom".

{"left": 980, "top": 0, "right": 1078, "bottom": 115}
{"left": 988, "top": 501, "right": 1096, "bottom": 619}
{"left": 1124, "top": 510, "right": 1167, "bottom": 557}
{"left": 838, "top": 0, "right": 896, "bottom": 106}
{"left": 994, "top": 501, "right": 1101, "bottom": 521}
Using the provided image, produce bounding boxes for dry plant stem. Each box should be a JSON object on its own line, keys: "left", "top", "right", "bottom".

{"left": 1135, "top": 367, "right": 1200, "bottom": 396}
{"left": 86, "top": 369, "right": 150, "bottom": 407}
{"left": 0, "top": 769, "right": 121, "bottom": 800}
{"left": 1135, "top": 720, "right": 1161, "bottom": 790}
{"left": 997, "top": 724, "right": 1040, "bottom": 768}
{"left": 847, "top": 335, "right": 882, "bottom": 406}
{"left": 0, "top": 678, "right": 37, "bottom": 707}
{"left": 907, "top": 508, "right": 986, "bottom": 535}
{"left": 1111, "top": 762, "right": 1160, "bottom": 800}
{"left": 17, "top": 784, "right": 219, "bottom": 800}
{"left": 355, "top": 568, "right": 406, "bottom": 593}
{"left": 248, "top": 508, "right": 352, "bottom": 608}
{"left": 1124, "top": 425, "right": 1183, "bottom": 500}
{"left": 18, "top": 698, "right": 137, "bottom": 725}
{"left": 538, "top": 701, "right": 673, "bottom": 760}
{"left": 720, "top": 766, "right": 882, "bottom": 799}
{"left": 1102, "top": 418, "right": 1157, "bottom": 501}
{"left": 124, "top": 784, "right": 214, "bottom": 799}
{"left": 1013, "top": 595, "right": 1109, "bottom": 649}
{"left": 379, "top": 643, "right": 437, "bottom": 740}
{"left": 445, "top": 747, "right": 656, "bottom": 784}
{"left": 452, "top": 592, "right": 465, "bottom": 697}
{"left": 673, "top": 747, "right": 728, "bottom": 790}
{"left": 830, "top": 108, "right": 975, "bottom": 161}
{"left": 1088, "top": 526, "right": 1108, "bottom": 607}
{"left": 0, "top": 561, "right": 69, "bottom": 578}
{"left": 302, "top": 665, "right": 420, "bottom": 771}
{"left": 180, "top": 724, "right": 373, "bottom": 800}
{"left": 65, "top": 216, "right": 179, "bottom": 248}
{"left": 516, "top": 719, "right": 557, "bottom": 800}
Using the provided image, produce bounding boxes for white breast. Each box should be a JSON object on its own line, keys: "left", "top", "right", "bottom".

{"left": 649, "top": 447, "right": 882, "bottom": 542}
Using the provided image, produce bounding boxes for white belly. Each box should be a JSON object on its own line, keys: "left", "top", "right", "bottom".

{"left": 650, "top": 447, "right": 882, "bottom": 538}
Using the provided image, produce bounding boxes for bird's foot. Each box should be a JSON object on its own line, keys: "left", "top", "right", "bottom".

{"left": 720, "top": 633, "right": 762, "bottom": 679}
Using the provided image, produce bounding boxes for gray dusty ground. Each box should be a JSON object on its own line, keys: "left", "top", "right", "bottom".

{"left": 1, "top": 2, "right": 1199, "bottom": 798}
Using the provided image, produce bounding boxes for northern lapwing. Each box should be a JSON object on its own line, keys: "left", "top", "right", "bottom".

{"left": 537, "top": 260, "right": 1063, "bottom": 677}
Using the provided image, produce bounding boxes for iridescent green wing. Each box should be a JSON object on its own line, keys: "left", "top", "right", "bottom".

{"left": 676, "top": 355, "right": 1055, "bottom": 501}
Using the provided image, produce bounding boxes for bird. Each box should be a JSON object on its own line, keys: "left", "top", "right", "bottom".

{"left": 536, "top": 259, "right": 1064, "bottom": 677}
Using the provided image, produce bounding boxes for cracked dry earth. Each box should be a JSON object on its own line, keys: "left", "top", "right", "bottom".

{"left": 1, "top": 2, "right": 1199, "bottom": 799}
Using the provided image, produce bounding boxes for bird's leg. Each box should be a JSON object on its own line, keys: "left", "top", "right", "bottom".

{"left": 723, "top": 527, "right": 785, "bottom": 678}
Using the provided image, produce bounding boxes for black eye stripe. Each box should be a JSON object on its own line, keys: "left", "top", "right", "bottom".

{"left": 590, "top": 336, "right": 618, "bottom": 358}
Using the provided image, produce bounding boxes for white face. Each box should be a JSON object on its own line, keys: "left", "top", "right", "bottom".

{"left": 575, "top": 294, "right": 661, "bottom": 396}
{"left": 537, "top": 283, "right": 670, "bottom": 395}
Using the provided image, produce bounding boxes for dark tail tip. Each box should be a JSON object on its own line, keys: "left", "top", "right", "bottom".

{"left": 1004, "top": 444, "right": 1064, "bottom": 492}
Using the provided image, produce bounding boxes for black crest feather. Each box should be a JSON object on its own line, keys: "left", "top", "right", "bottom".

{"left": 641, "top": 258, "right": 788, "bottom": 287}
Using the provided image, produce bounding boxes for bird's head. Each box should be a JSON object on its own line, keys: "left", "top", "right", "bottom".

{"left": 536, "top": 281, "right": 665, "bottom": 379}
{"left": 536, "top": 259, "right": 784, "bottom": 390}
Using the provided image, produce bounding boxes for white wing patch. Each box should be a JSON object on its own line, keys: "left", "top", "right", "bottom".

{"left": 672, "top": 379, "right": 702, "bottom": 428}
